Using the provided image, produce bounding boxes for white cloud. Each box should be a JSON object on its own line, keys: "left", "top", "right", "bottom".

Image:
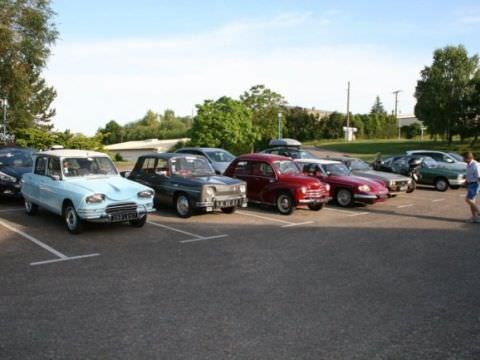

{"left": 45, "top": 12, "right": 427, "bottom": 135}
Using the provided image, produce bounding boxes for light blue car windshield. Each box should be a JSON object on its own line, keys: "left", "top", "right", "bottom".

{"left": 204, "top": 150, "right": 235, "bottom": 163}
{"left": 63, "top": 157, "right": 117, "bottom": 177}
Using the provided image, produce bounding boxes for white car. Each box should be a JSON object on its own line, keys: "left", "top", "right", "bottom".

{"left": 406, "top": 150, "right": 466, "bottom": 170}
{"left": 21, "top": 149, "right": 155, "bottom": 234}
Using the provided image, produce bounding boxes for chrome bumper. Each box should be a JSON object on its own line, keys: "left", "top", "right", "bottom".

{"left": 449, "top": 179, "right": 466, "bottom": 186}
{"left": 298, "top": 196, "right": 331, "bottom": 204}
{"left": 196, "top": 196, "right": 248, "bottom": 210}
{"left": 77, "top": 203, "right": 155, "bottom": 222}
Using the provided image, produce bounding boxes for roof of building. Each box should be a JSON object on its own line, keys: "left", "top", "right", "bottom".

{"left": 104, "top": 138, "right": 190, "bottom": 151}
{"left": 37, "top": 149, "right": 109, "bottom": 157}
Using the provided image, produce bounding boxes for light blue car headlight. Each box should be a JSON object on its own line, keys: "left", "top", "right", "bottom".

{"left": 86, "top": 193, "right": 106, "bottom": 204}
{"left": 138, "top": 189, "right": 154, "bottom": 198}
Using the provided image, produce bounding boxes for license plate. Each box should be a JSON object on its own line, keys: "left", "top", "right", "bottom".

{"left": 216, "top": 200, "right": 238, "bottom": 207}
{"left": 400, "top": 186, "right": 407, "bottom": 191}
{"left": 111, "top": 212, "right": 138, "bottom": 222}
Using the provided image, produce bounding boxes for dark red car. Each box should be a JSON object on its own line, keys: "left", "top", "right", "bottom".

{"left": 296, "top": 159, "right": 389, "bottom": 207}
{"left": 224, "top": 154, "right": 331, "bottom": 215}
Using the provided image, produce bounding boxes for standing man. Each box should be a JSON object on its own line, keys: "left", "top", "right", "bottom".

{"left": 464, "top": 152, "right": 480, "bottom": 222}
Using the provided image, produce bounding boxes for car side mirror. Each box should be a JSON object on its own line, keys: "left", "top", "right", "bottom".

{"left": 50, "top": 174, "right": 60, "bottom": 181}
{"left": 120, "top": 171, "right": 131, "bottom": 178}
{"left": 445, "top": 158, "right": 454, "bottom": 163}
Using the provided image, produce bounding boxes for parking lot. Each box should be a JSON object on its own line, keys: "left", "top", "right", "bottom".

{"left": 1, "top": 187, "right": 480, "bottom": 359}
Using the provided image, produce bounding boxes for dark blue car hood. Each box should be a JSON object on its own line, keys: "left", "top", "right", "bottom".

{"left": 0, "top": 166, "right": 32, "bottom": 179}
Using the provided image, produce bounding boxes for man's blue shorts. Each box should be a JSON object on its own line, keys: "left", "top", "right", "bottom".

{"left": 466, "top": 182, "right": 479, "bottom": 200}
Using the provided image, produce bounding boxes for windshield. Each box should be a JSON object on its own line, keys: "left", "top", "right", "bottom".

{"left": 448, "top": 152, "right": 463, "bottom": 162}
{"left": 62, "top": 157, "right": 117, "bottom": 177}
{"left": 349, "top": 159, "right": 370, "bottom": 170}
{"left": 204, "top": 150, "right": 235, "bottom": 163}
{"left": 296, "top": 150, "right": 316, "bottom": 159}
{"left": 273, "top": 160, "right": 301, "bottom": 175}
{"left": 171, "top": 156, "right": 214, "bottom": 176}
{"left": 422, "top": 157, "right": 437, "bottom": 168}
{"left": 0, "top": 149, "right": 33, "bottom": 168}
{"left": 324, "top": 163, "right": 351, "bottom": 176}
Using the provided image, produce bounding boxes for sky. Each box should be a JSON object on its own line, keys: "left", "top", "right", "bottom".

{"left": 46, "top": 0, "right": 480, "bottom": 135}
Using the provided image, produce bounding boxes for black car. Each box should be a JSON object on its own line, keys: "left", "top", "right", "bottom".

{"left": 0, "top": 147, "right": 33, "bottom": 198}
{"left": 127, "top": 153, "right": 247, "bottom": 218}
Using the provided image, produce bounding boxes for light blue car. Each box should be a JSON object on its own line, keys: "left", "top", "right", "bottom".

{"left": 21, "top": 149, "right": 155, "bottom": 234}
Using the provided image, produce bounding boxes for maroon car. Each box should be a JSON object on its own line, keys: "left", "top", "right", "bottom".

{"left": 225, "top": 154, "right": 331, "bottom": 215}
{"left": 296, "top": 159, "right": 389, "bottom": 207}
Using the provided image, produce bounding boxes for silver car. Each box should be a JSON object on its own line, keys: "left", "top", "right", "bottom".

{"left": 175, "top": 147, "right": 235, "bottom": 175}
{"left": 330, "top": 157, "right": 413, "bottom": 194}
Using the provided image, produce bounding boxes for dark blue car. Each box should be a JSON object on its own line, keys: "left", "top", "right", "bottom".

{"left": 0, "top": 147, "right": 33, "bottom": 197}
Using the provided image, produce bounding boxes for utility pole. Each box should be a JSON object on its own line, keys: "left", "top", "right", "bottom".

{"left": 392, "top": 90, "right": 402, "bottom": 139}
{"left": 278, "top": 112, "right": 282, "bottom": 139}
{"left": 346, "top": 81, "right": 351, "bottom": 128}
{"left": 0, "top": 98, "right": 7, "bottom": 144}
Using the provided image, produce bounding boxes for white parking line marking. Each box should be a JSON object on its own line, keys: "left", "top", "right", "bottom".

{"left": 0, "top": 219, "right": 100, "bottom": 266}
{"left": 147, "top": 220, "right": 228, "bottom": 243}
{"left": 281, "top": 221, "right": 314, "bottom": 228}
{"left": 180, "top": 235, "right": 229, "bottom": 244}
{"left": 0, "top": 219, "right": 67, "bottom": 259}
{"left": 397, "top": 204, "right": 413, "bottom": 208}
{"left": 325, "top": 207, "right": 369, "bottom": 217}
{"left": 236, "top": 210, "right": 293, "bottom": 225}
{"left": 398, "top": 195, "right": 445, "bottom": 202}
{"left": 432, "top": 198, "right": 445, "bottom": 203}
{"left": 0, "top": 208, "right": 24, "bottom": 213}
{"left": 30, "top": 253, "right": 100, "bottom": 266}
{"left": 346, "top": 212, "right": 370, "bottom": 217}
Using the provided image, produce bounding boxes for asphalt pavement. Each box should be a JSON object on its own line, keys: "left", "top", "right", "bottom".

{"left": 1, "top": 188, "right": 479, "bottom": 359}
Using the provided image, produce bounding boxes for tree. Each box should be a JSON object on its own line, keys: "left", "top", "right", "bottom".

{"left": 402, "top": 123, "right": 422, "bottom": 139}
{"left": 415, "top": 45, "right": 479, "bottom": 143}
{"left": 190, "top": 97, "right": 255, "bottom": 154}
{"left": 285, "top": 107, "right": 322, "bottom": 141}
{"left": 320, "top": 112, "right": 345, "bottom": 139}
{"left": 240, "top": 85, "right": 287, "bottom": 148}
{"left": 97, "top": 120, "right": 123, "bottom": 145}
{"left": 0, "top": 0, "right": 58, "bottom": 130}
{"left": 370, "top": 96, "right": 386, "bottom": 115}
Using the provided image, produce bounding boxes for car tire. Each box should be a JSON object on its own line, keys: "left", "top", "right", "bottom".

{"left": 308, "top": 203, "right": 324, "bottom": 211}
{"left": 434, "top": 177, "right": 449, "bottom": 192}
{"left": 130, "top": 214, "right": 147, "bottom": 228}
{"left": 63, "top": 202, "right": 84, "bottom": 234}
{"left": 221, "top": 206, "right": 236, "bottom": 214}
{"left": 406, "top": 180, "right": 416, "bottom": 193}
{"left": 175, "top": 193, "right": 192, "bottom": 218}
{"left": 276, "top": 192, "right": 295, "bottom": 215}
{"left": 336, "top": 188, "right": 353, "bottom": 207}
{"left": 25, "top": 200, "right": 38, "bottom": 216}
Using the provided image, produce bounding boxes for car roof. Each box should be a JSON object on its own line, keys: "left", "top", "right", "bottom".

{"left": 236, "top": 153, "right": 291, "bottom": 162}
{"left": 407, "top": 150, "right": 444, "bottom": 154}
{"left": 295, "top": 158, "right": 341, "bottom": 165}
{"left": 326, "top": 156, "right": 361, "bottom": 162}
{"left": 268, "top": 138, "right": 302, "bottom": 147}
{"left": 177, "top": 147, "right": 227, "bottom": 152}
{"left": 140, "top": 152, "right": 204, "bottom": 160}
{"left": 36, "top": 149, "right": 108, "bottom": 157}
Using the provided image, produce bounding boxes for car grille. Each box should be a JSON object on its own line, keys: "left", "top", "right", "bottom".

{"left": 213, "top": 185, "right": 241, "bottom": 195}
{"left": 105, "top": 202, "right": 138, "bottom": 215}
